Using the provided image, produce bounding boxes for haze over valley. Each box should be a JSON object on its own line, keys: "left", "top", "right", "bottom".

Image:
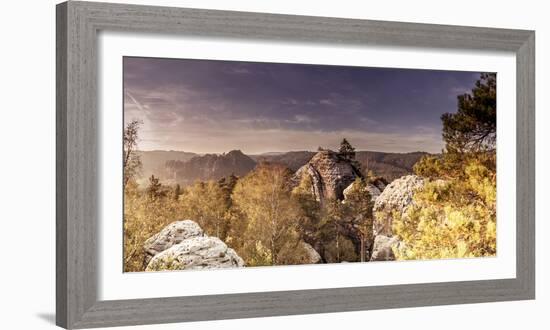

{"left": 136, "top": 149, "right": 428, "bottom": 187}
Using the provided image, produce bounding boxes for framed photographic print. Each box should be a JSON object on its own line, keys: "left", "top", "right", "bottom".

{"left": 56, "top": 1, "right": 535, "bottom": 328}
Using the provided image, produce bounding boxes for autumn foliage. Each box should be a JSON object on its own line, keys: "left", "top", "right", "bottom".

{"left": 392, "top": 73, "right": 497, "bottom": 260}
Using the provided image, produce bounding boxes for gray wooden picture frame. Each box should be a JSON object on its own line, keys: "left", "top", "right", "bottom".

{"left": 56, "top": 1, "right": 535, "bottom": 328}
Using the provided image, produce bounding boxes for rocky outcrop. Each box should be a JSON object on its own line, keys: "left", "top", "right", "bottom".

{"left": 370, "top": 235, "right": 403, "bottom": 261}
{"left": 294, "top": 163, "right": 325, "bottom": 201}
{"left": 146, "top": 236, "right": 245, "bottom": 271}
{"left": 301, "top": 242, "right": 322, "bottom": 264}
{"left": 143, "top": 220, "right": 244, "bottom": 271}
{"left": 143, "top": 220, "right": 204, "bottom": 266}
{"left": 255, "top": 151, "right": 426, "bottom": 182}
{"left": 373, "top": 175, "right": 424, "bottom": 236}
{"left": 165, "top": 150, "right": 256, "bottom": 186}
{"left": 293, "top": 150, "right": 361, "bottom": 203}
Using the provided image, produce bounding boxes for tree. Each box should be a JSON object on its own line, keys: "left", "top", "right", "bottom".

{"left": 394, "top": 156, "right": 496, "bottom": 260}
{"left": 146, "top": 175, "right": 164, "bottom": 199}
{"left": 315, "top": 198, "right": 360, "bottom": 263}
{"left": 393, "top": 73, "right": 497, "bottom": 260}
{"left": 343, "top": 177, "right": 374, "bottom": 261}
{"left": 180, "top": 180, "right": 230, "bottom": 239}
{"left": 317, "top": 198, "right": 340, "bottom": 262}
{"left": 442, "top": 73, "right": 496, "bottom": 153}
{"left": 338, "top": 138, "right": 356, "bottom": 160}
{"left": 231, "top": 163, "right": 304, "bottom": 265}
{"left": 291, "top": 174, "right": 322, "bottom": 247}
{"left": 172, "top": 184, "right": 182, "bottom": 201}
{"left": 124, "top": 176, "right": 183, "bottom": 272}
{"left": 123, "top": 120, "right": 143, "bottom": 189}
{"left": 218, "top": 174, "right": 239, "bottom": 206}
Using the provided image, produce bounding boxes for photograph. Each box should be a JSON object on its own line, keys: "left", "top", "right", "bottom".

{"left": 123, "top": 56, "right": 497, "bottom": 272}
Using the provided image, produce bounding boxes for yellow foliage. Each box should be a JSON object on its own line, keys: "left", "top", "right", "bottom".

{"left": 124, "top": 179, "right": 233, "bottom": 272}
{"left": 231, "top": 163, "right": 308, "bottom": 265}
{"left": 393, "top": 155, "right": 496, "bottom": 260}
{"left": 179, "top": 180, "right": 231, "bottom": 239}
{"left": 323, "top": 235, "right": 358, "bottom": 263}
{"left": 123, "top": 182, "right": 184, "bottom": 272}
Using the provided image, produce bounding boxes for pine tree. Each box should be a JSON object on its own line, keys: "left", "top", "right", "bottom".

{"left": 173, "top": 184, "right": 181, "bottom": 200}
{"left": 338, "top": 138, "right": 356, "bottom": 160}
{"left": 146, "top": 175, "right": 163, "bottom": 199}
{"left": 441, "top": 73, "right": 496, "bottom": 153}
{"left": 395, "top": 73, "right": 497, "bottom": 260}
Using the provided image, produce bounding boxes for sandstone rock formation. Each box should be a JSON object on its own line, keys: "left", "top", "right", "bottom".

{"left": 146, "top": 236, "right": 245, "bottom": 271}
{"left": 373, "top": 175, "right": 424, "bottom": 236}
{"left": 143, "top": 220, "right": 204, "bottom": 266}
{"left": 293, "top": 150, "right": 361, "bottom": 203}
{"left": 165, "top": 150, "right": 256, "bottom": 186}
{"left": 370, "top": 235, "right": 402, "bottom": 261}
{"left": 143, "top": 220, "right": 244, "bottom": 271}
{"left": 301, "top": 241, "right": 322, "bottom": 264}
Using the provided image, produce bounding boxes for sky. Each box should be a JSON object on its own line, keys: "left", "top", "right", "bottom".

{"left": 123, "top": 56, "right": 486, "bottom": 154}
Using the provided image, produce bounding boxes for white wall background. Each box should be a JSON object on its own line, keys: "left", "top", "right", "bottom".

{"left": 0, "top": 0, "right": 547, "bottom": 329}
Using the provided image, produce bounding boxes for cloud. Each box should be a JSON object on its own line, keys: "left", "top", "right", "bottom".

{"left": 123, "top": 57, "right": 484, "bottom": 153}
{"left": 292, "top": 115, "right": 315, "bottom": 124}
{"left": 124, "top": 89, "right": 146, "bottom": 112}
{"left": 227, "top": 67, "right": 252, "bottom": 74}
{"left": 136, "top": 126, "right": 444, "bottom": 154}
{"left": 319, "top": 99, "right": 335, "bottom": 106}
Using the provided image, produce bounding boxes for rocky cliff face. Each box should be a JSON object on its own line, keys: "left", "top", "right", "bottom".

{"left": 143, "top": 220, "right": 244, "bottom": 271}
{"left": 368, "top": 175, "right": 424, "bottom": 261}
{"left": 373, "top": 175, "right": 424, "bottom": 237}
{"left": 293, "top": 150, "right": 362, "bottom": 203}
{"left": 165, "top": 150, "right": 256, "bottom": 186}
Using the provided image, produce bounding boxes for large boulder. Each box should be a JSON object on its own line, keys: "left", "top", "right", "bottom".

{"left": 370, "top": 235, "right": 403, "bottom": 261}
{"left": 293, "top": 150, "right": 361, "bottom": 203}
{"left": 373, "top": 175, "right": 424, "bottom": 236}
{"left": 301, "top": 242, "right": 322, "bottom": 264}
{"left": 146, "top": 236, "right": 245, "bottom": 271}
{"left": 143, "top": 220, "right": 204, "bottom": 266}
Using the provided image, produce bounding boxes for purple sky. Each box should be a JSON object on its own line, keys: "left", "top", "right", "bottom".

{"left": 123, "top": 56, "right": 486, "bottom": 154}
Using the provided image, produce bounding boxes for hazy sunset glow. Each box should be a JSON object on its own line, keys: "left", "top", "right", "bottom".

{"left": 123, "top": 57, "right": 484, "bottom": 154}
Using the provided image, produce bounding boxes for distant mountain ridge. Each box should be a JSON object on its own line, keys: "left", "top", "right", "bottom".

{"left": 137, "top": 149, "right": 428, "bottom": 186}
{"left": 137, "top": 150, "right": 197, "bottom": 179}
{"left": 355, "top": 151, "right": 428, "bottom": 181}
{"left": 251, "top": 151, "right": 316, "bottom": 172}
{"left": 254, "top": 150, "right": 428, "bottom": 182}
{"left": 165, "top": 150, "right": 256, "bottom": 186}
